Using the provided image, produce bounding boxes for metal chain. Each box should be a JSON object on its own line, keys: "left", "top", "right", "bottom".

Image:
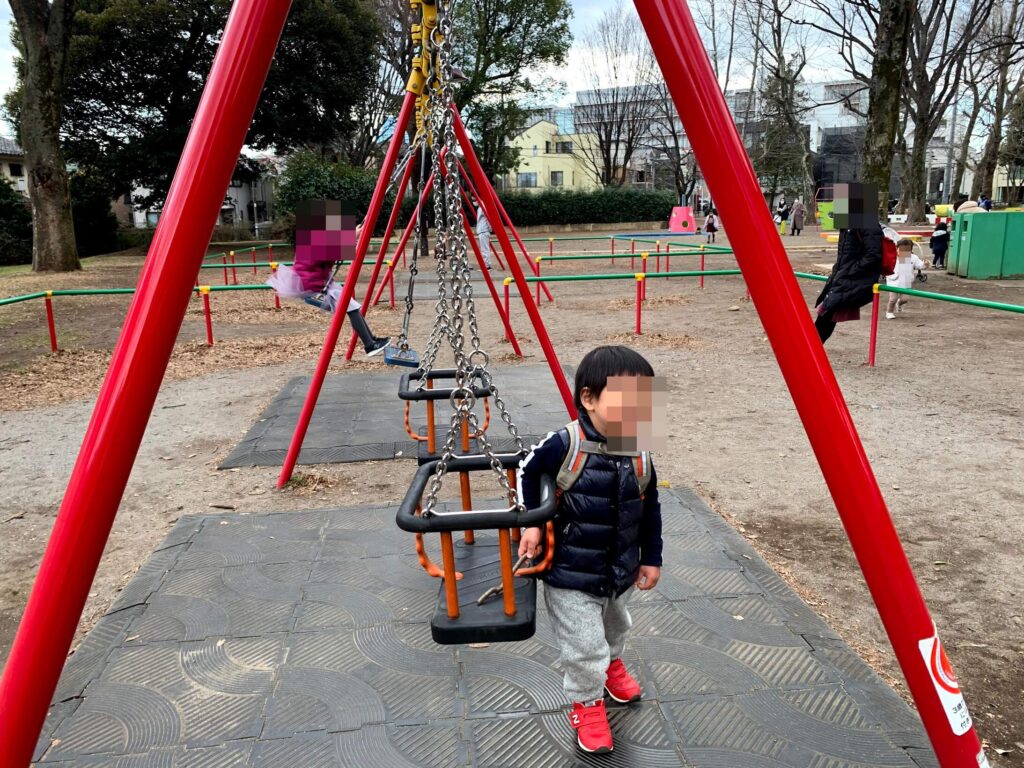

{"left": 421, "top": 0, "right": 523, "bottom": 515}
{"left": 397, "top": 137, "right": 430, "bottom": 350}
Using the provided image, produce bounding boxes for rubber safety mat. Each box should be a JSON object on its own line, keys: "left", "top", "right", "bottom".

{"left": 220, "top": 365, "right": 573, "bottom": 469}
{"left": 34, "top": 489, "right": 937, "bottom": 767}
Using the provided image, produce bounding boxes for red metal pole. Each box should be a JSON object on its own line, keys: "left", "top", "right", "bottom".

{"left": 202, "top": 287, "right": 214, "bottom": 346}
{"left": 278, "top": 90, "right": 417, "bottom": 487}
{"left": 631, "top": 239, "right": 636, "bottom": 270}
{"left": 344, "top": 152, "right": 416, "bottom": 360}
{"left": 503, "top": 278, "right": 511, "bottom": 340}
{"left": 869, "top": 285, "right": 880, "bottom": 367}
{"left": 222, "top": 254, "right": 229, "bottom": 285}
{"left": 388, "top": 261, "right": 396, "bottom": 308}
{"left": 370, "top": 172, "right": 434, "bottom": 307}
{"left": 535, "top": 257, "right": 542, "bottom": 306}
{"left": 0, "top": 2, "right": 293, "bottom": 763}
{"left": 700, "top": 245, "right": 706, "bottom": 289}
{"left": 44, "top": 293, "right": 58, "bottom": 353}
{"left": 459, "top": 183, "right": 506, "bottom": 271}
{"left": 474, "top": 165, "right": 553, "bottom": 302}
{"left": 230, "top": 250, "right": 238, "bottom": 285}
{"left": 635, "top": 275, "right": 643, "bottom": 334}
{"left": 635, "top": 1, "right": 985, "bottom": 764}
{"left": 656, "top": 240, "right": 661, "bottom": 273}
{"left": 460, "top": 203, "right": 523, "bottom": 355}
{"left": 251, "top": 247, "right": 257, "bottom": 275}
{"left": 453, "top": 109, "right": 575, "bottom": 418}
{"left": 665, "top": 242, "right": 670, "bottom": 276}
{"left": 641, "top": 253, "right": 648, "bottom": 301}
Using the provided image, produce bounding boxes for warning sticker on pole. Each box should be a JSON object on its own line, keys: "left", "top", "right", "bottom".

{"left": 918, "top": 631, "right": 972, "bottom": 736}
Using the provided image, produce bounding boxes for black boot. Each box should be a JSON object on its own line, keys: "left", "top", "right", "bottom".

{"left": 347, "top": 309, "right": 390, "bottom": 357}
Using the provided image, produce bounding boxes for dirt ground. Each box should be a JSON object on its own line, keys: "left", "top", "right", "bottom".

{"left": 1, "top": 229, "right": 1022, "bottom": 765}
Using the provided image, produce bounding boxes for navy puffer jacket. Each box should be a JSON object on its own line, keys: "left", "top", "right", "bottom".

{"left": 815, "top": 225, "right": 883, "bottom": 312}
{"left": 517, "top": 412, "right": 663, "bottom": 598}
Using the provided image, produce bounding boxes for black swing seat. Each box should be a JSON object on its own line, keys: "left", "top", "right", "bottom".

{"left": 398, "top": 369, "right": 494, "bottom": 465}
{"left": 303, "top": 295, "right": 332, "bottom": 311}
{"left": 396, "top": 454, "right": 557, "bottom": 645}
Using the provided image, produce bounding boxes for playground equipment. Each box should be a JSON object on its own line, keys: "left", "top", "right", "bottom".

{"left": 0, "top": 0, "right": 991, "bottom": 765}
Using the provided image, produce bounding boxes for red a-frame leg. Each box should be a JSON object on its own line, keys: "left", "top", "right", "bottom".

{"left": 634, "top": 1, "right": 984, "bottom": 765}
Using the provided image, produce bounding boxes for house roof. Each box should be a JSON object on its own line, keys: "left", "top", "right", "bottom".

{"left": 0, "top": 137, "right": 24, "bottom": 156}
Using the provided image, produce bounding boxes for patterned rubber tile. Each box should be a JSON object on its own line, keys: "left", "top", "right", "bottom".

{"left": 34, "top": 490, "right": 937, "bottom": 767}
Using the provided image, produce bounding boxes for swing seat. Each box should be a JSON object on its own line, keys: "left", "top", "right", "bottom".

{"left": 303, "top": 295, "right": 332, "bottom": 311}
{"left": 396, "top": 455, "right": 557, "bottom": 644}
{"left": 384, "top": 345, "right": 421, "bottom": 367}
{"left": 431, "top": 536, "right": 537, "bottom": 644}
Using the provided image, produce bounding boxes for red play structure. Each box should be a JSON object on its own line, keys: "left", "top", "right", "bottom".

{"left": 0, "top": 1, "right": 987, "bottom": 766}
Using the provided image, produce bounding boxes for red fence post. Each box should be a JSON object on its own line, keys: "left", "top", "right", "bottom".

{"left": 201, "top": 287, "right": 214, "bottom": 346}
{"left": 869, "top": 284, "right": 880, "bottom": 367}
{"left": 611, "top": 235, "right": 615, "bottom": 265}
{"left": 251, "top": 247, "right": 257, "bottom": 275}
{"left": 0, "top": 2, "right": 294, "bottom": 761}
{"left": 631, "top": 239, "right": 636, "bottom": 270}
{"left": 641, "top": 253, "right": 648, "bottom": 301}
{"left": 270, "top": 262, "right": 281, "bottom": 309}
{"left": 656, "top": 240, "right": 661, "bottom": 273}
{"left": 44, "top": 292, "right": 58, "bottom": 353}
{"left": 635, "top": 274, "right": 643, "bottom": 334}
{"left": 535, "top": 257, "right": 542, "bottom": 307}
{"left": 388, "top": 261, "right": 396, "bottom": 308}
{"left": 221, "top": 254, "right": 229, "bottom": 285}
{"left": 635, "top": 0, "right": 987, "bottom": 763}
{"left": 229, "top": 250, "right": 238, "bottom": 285}
{"left": 665, "top": 243, "right": 670, "bottom": 277}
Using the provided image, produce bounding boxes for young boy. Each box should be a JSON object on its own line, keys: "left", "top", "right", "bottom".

{"left": 517, "top": 346, "right": 664, "bottom": 754}
{"left": 886, "top": 237, "right": 928, "bottom": 319}
{"left": 930, "top": 221, "right": 949, "bottom": 270}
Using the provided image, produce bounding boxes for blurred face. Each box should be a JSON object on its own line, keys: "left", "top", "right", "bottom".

{"left": 295, "top": 199, "right": 358, "bottom": 259}
{"left": 581, "top": 375, "right": 668, "bottom": 452}
{"left": 833, "top": 182, "right": 879, "bottom": 229}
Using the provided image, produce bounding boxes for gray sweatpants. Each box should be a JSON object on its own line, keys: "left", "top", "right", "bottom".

{"left": 543, "top": 583, "right": 634, "bottom": 702}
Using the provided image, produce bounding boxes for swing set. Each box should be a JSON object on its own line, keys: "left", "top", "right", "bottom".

{"left": 0, "top": 0, "right": 989, "bottom": 765}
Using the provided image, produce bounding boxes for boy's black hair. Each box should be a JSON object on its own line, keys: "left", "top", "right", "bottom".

{"left": 936, "top": 221, "right": 948, "bottom": 231}
{"left": 574, "top": 345, "right": 656, "bottom": 411}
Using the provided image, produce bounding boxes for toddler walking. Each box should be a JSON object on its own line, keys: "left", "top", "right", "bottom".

{"left": 886, "top": 238, "right": 928, "bottom": 319}
{"left": 517, "top": 346, "right": 664, "bottom": 754}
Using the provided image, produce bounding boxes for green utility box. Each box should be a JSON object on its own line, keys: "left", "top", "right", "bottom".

{"left": 946, "top": 211, "right": 1024, "bottom": 279}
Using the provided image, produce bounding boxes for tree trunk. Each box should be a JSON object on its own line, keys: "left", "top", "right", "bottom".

{"left": 904, "top": 125, "right": 929, "bottom": 223}
{"left": 12, "top": 0, "right": 80, "bottom": 272}
{"left": 861, "top": 0, "right": 914, "bottom": 218}
{"left": 953, "top": 85, "right": 983, "bottom": 202}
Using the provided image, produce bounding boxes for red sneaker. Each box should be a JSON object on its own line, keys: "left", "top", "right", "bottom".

{"left": 569, "top": 699, "right": 613, "bottom": 753}
{"left": 605, "top": 658, "right": 642, "bottom": 703}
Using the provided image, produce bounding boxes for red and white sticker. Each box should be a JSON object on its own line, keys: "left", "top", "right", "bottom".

{"left": 918, "top": 630, "right": 972, "bottom": 736}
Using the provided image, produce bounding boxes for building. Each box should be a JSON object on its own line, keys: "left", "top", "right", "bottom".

{"left": 500, "top": 120, "right": 601, "bottom": 193}
{"left": 121, "top": 155, "right": 277, "bottom": 233}
{"left": 0, "top": 137, "right": 27, "bottom": 195}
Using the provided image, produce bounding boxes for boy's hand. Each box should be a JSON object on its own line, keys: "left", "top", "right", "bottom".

{"left": 635, "top": 566, "right": 661, "bottom": 591}
{"left": 518, "top": 527, "right": 544, "bottom": 559}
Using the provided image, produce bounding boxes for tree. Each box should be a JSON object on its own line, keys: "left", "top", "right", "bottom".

{"left": 862, "top": 0, "right": 915, "bottom": 217}
{"left": 999, "top": 90, "right": 1024, "bottom": 204}
{"left": 0, "top": 177, "right": 33, "bottom": 266}
{"left": 574, "top": 4, "right": 659, "bottom": 187}
{"left": 901, "top": 0, "right": 991, "bottom": 222}
{"left": 22, "top": 0, "right": 380, "bottom": 209}
{"left": 796, "top": 0, "right": 914, "bottom": 216}
{"left": 970, "top": 0, "right": 1024, "bottom": 199}
{"left": 9, "top": 0, "right": 80, "bottom": 272}
{"left": 646, "top": 82, "right": 699, "bottom": 205}
{"left": 752, "top": 81, "right": 808, "bottom": 203}
{"left": 464, "top": 99, "right": 526, "bottom": 182}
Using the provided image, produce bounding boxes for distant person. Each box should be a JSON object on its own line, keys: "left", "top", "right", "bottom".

{"left": 885, "top": 238, "right": 928, "bottom": 319}
{"left": 813, "top": 183, "right": 885, "bottom": 344}
{"left": 979, "top": 195, "right": 993, "bottom": 211}
{"left": 475, "top": 203, "right": 493, "bottom": 269}
{"left": 775, "top": 197, "right": 790, "bottom": 235}
{"left": 703, "top": 209, "right": 718, "bottom": 244}
{"left": 790, "top": 199, "right": 806, "bottom": 236}
{"left": 930, "top": 221, "right": 949, "bottom": 270}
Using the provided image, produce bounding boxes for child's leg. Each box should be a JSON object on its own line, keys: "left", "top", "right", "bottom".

{"left": 886, "top": 294, "right": 898, "bottom": 315}
{"left": 604, "top": 587, "right": 634, "bottom": 661}
{"left": 543, "top": 585, "right": 611, "bottom": 702}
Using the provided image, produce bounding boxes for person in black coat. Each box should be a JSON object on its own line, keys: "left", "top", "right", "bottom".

{"left": 814, "top": 223, "right": 884, "bottom": 343}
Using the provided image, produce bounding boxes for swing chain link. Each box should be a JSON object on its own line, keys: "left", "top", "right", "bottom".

{"left": 421, "top": 0, "right": 523, "bottom": 515}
